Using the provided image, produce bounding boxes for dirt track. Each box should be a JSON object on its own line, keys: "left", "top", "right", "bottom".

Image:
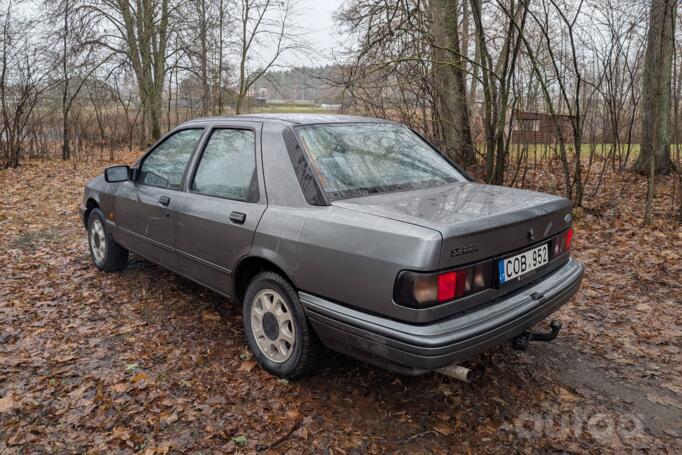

{"left": 1, "top": 155, "right": 680, "bottom": 453}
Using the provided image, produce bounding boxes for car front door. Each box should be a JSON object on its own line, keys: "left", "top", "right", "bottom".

{"left": 173, "top": 124, "right": 266, "bottom": 296}
{"left": 114, "top": 128, "right": 205, "bottom": 270}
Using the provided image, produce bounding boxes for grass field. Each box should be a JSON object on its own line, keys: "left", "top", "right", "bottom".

{"left": 507, "top": 142, "right": 682, "bottom": 160}
{"left": 506, "top": 142, "right": 638, "bottom": 157}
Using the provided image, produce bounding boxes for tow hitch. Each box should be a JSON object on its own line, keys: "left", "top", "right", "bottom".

{"left": 512, "top": 320, "right": 562, "bottom": 351}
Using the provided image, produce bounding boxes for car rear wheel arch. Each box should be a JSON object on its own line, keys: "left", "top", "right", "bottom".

{"left": 233, "top": 256, "right": 296, "bottom": 303}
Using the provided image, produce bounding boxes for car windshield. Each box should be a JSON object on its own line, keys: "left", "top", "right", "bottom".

{"left": 296, "top": 123, "right": 465, "bottom": 199}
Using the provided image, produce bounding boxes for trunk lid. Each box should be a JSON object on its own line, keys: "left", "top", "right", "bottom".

{"left": 332, "top": 182, "right": 572, "bottom": 269}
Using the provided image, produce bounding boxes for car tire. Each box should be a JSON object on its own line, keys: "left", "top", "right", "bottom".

{"left": 87, "top": 208, "right": 129, "bottom": 272}
{"left": 242, "top": 271, "right": 324, "bottom": 379}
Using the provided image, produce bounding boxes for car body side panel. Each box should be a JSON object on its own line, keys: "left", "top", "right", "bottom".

{"left": 259, "top": 123, "right": 311, "bottom": 207}
{"left": 81, "top": 176, "right": 147, "bottom": 255}
{"left": 112, "top": 181, "right": 178, "bottom": 269}
{"left": 173, "top": 193, "right": 266, "bottom": 295}
{"left": 170, "top": 122, "right": 267, "bottom": 296}
{"left": 253, "top": 205, "right": 444, "bottom": 323}
{"left": 81, "top": 175, "right": 113, "bottom": 219}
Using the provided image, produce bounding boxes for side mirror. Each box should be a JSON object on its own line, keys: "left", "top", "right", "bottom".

{"left": 104, "top": 165, "right": 131, "bottom": 183}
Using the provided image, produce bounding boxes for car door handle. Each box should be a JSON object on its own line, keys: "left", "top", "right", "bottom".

{"left": 229, "top": 211, "right": 246, "bottom": 224}
{"left": 158, "top": 196, "right": 171, "bottom": 206}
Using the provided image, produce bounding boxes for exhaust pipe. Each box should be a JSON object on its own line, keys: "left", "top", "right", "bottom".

{"left": 435, "top": 364, "right": 473, "bottom": 383}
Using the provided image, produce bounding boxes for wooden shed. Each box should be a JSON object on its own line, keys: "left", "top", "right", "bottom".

{"left": 511, "top": 111, "right": 575, "bottom": 144}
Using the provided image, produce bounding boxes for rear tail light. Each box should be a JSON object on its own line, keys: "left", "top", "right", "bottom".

{"left": 396, "top": 228, "right": 572, "bottom": 308}
{"left": 394, "top": 262, "right": 493, "bottom": 307}
{"left": 552, "top": 227, "right": 573, "bottom": 257}
{"left": 437, "top": 270, "right": 459, "bottom": 302}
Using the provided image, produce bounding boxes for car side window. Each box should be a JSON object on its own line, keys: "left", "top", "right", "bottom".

{"left": 139, "top": 129, "right": 204, "bottom": 190}
{"left": 191, "top": 129, "right": 257, "bottom": 202}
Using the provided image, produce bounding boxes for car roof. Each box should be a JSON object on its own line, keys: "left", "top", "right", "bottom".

{"left": 180, "top": 113, "right": 394, "bottom": 127}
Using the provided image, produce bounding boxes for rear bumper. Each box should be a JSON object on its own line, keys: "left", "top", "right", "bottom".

{"left": 301, "top": 258, "right": 584, "bottom": 375}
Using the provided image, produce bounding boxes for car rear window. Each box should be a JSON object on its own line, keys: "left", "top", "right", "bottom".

{"left": 295, "top": 123, "right": 465, "bottom": 199}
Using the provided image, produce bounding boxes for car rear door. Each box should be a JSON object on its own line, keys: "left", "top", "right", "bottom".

{"left": 114, "top": 128, "right": 205, "bottom": 270}
{"left": 173, "top": 123, "right": 266, "bottom": 296}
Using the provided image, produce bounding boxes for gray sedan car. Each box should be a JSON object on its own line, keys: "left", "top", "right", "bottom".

{"left": 80, "top": 114, "right": 584, "bottom": 379}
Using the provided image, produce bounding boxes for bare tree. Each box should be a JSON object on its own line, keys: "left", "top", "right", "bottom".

{"left": 635, "top": 0, "right": 676, "bottom": 176}
{"left": 81, "top": 0, "right": 175, "bottom": 141}
{"left": 44, "top": 0, "right": 106, "bottom": 160}
{"left": 592, "top": 0, "right": 645, "bottom": 171}
{"left": 0, "top": 1, "right": 52, "bottom": 168}
{"left": 234, "top": 0, "right": 304, "bottom": 114}
{"left": 111, "top": 68, "right": 142, "bottom": 152}
{"left": 333, "top": 0, "right": 472, "bottom": 164}
{"left": 470, "top": 0, "right": 528, "bottom": 184}
{"left": 429, "top": 0, "right": 476, "bottom": 167}
{"left": 177, "top": 0, "right": 235, "bottom": 116}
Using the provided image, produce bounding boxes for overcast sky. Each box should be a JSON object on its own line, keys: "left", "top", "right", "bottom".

{"left": 293, "top": 0, "right": 345, "bottom": 65}
{"left": 16, "top": 0, "right": 346, "bottom": 68}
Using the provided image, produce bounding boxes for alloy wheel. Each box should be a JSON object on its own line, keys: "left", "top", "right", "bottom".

{"left": 250, "top": 289, "right": 296, "bottom": 363}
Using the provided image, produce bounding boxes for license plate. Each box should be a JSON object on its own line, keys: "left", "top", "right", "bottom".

{"left": 498, "top": 244, "right": 548, "bottom": 284}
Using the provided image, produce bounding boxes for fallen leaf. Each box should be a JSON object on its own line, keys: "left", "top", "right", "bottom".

{"left": 111, "top": 383, "right": 129, "bottom": 393}
{"left": 0, "top": 395, "right": 17, "bottom": 413}
{"left": 111, "top": 426, "right": 132, "bottom": 444}
{"left": 238, "top": 359, "right": 256, "bottom": 372}
{"left": 433, "top": 425, "right": 453, "bottom": 435}
{"left": 201, "top": 310, "right": 221, "bottom": 322}
{"left": 131, "top": 372, "right": 148, "bottom": 383}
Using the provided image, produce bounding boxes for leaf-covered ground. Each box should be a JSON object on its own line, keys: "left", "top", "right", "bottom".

{"left": 1, "top": 153, "right": 680, "bottom": 453}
